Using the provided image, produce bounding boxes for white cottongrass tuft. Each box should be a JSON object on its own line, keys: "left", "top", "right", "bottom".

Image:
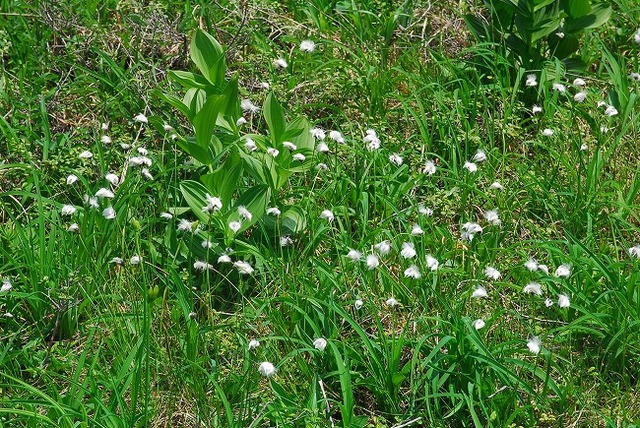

{"left": 483, "top": 209, "right": 501, "bottom": 226}
{"left": 629, "top": 245, "right": 640, "bottom": 258}
{"left": 280, "top": 236, "right": 293, "bottom": 247}
{"left": 463, "top": 161, "right": 478, "bottom": 173}
{"left": 110, "top": 257, "right": 124, "bottom": 264}
{"left": 67, "top": 223, "right": 80, "bottom": 232}
{"left": 552, "top": 83, "right": 567, "bottom": 92}
{"left": 404, "top": 265, "right": 421, "bottom": 279}
{"left": 193, "top": 260, "right": 214, "bottom": 271}
{"left": 573, "top": 77, "right": 586, "bottom": 87}
{"left": 316, "top": 142, "right": 329, "bottom": 153}
{"left": 61, "top": 205, "right": 77, "bottom": 216}
{"left": 329, "top": 130, "right": 345, "bottom": 143}
{"left": 411, "top": 224, "right": 424, "bottom": 236}
{"left": 177, "top": 219, "right": 194, "bottom": 232}
{"left": 283, "top": 141, "right": 297, "bottom": 151}
{"left": 202, "top": 239, "right": 213, "bottom": 249}
{"left": 1, "top": 280, "right": 12, "bottom": 293}
{"left": 160, "top": 212, "right": 173, "bottom": 220}
{"left": 267, "top": 147, "right": 280, "bottom": 157}
{"left": 489, "top": 181, "right": 504, "bottom": 190}
{"left": 472, "top": 150, "right": 487, "bottom": 163}
{"left": 389, "top": 153, "right": 403, "bottom": 166}
{"left": 300, "top": 40, "right": 316, "bottom": 52}
{"left": 400, "top": 242, "right": 416, "bottom": 259}
{"left": 461, "top": 222, "right": 483, "bottom": 241}
{"left": 604, "top": 105, "right": 618, "bottom": 117}
{"left": 424, "top": 160, "right": 436, "bottom": 175}
{"left": 385, "top": 297, "right": 399, "bottom": 307}
{"left": 426, "top": 255, "right": 439, "bottom": 271}
{"left": 95, "top": 188, "right": 115, "bottom": 198}
{"left": 203, "top": 194, "right": 223, "bottom": 213}
{"left": 238, "top": 206, "right": 252, "bottom": 221}
{"left": 130, "top": 255, "right": 141, "bottom": 265}
{"left": 545, "top": 298, "right": 554, "bottom": 307}
{"left": 240, "top": 99, "right": 260, "bottom": 114}
{"left": 558, "top": 294, "right": 570, "bottom": 308}
{"left": 102, "top": 206, "right": 116, "bottom": 220}
{"left": 134, "top": 113, "right": 148, "bottom": 123}
{"left": 347, "top": 250, "right": 362, "bottom": 262}
{"left": 525, "top": 74, "right": 537, "bottom": 87}
{"left": 484, "top": 266, "right": 501, "bottom": 280}
{"left": 313, "top": 338, "right": 327, "bottom": 351}
{"left": 527, "top": 336, "right": 542, "bottom": 355}
{"left": 532, "top": 105, "right": 543, "bottom": 114}
{"left": 375, "top": 240, "right": 391, "bottom": 256}
{"left": 366, "top": 254, "right": 379, "bottom": 270}
{"left": 229, "top": 221, "right": 242, "bottom": 233}
{"left": 310, "top": 127, "right": 326, "bottom": 140}
{"left": 274, "top": 58, "right": 288, "bottom": 69}
{"left": 555, "top": 264, "right": 571, "bottom": 278}
{"left": 524, "top": 258, "right": 539, "bottom": 272}
{"left": 267, "top": 207, "right": 281, "bottom": 216}
{"left": 542, "top": 128, "right": 554, "bottom": 137}
{"left": 418, "top": 205, "right": 433, "bottom": 216}
{"left": 354, "top": 299, "right": 364, "bottom": 310}
{"left": 105, "top": 173, "right": 119, "bottom": 186}
{"left": 574, "top": 91, "right": 587, "bottom": 102}
{"left": 320, "top": 210, "right": 334, "bottom": 222}
{"left": 472, "top": 286, "right": 488, "bottom": 298}
{"left": 258, "top": 361, "right": 276, "bottom": 377}
{"left": 67, "top": 174, "right": 78, "bottom": 185}
{"left": 101, "top": 135, "right": 112, "bottom": 144}
{"left": 79, "top": 150, "right": 93, "bottom": 159}
{"left": 293, "top": 153, "right": 306, "bottom": 162}
{"left": 234, "top": 260, "right": 254, "bottom": 275}
{"left": 244, "top": 138, "right": 257, "bottom": 152}
{"left": 473, "top": 319, "right": 486, "bottom": 330}
{"left": 218, "top": 254, "right": 232, "bottom": 264}
{"left": 523, "top": 282, "right": 542, "bottom": 295}
{"left": 248, "top": 339, "right": 260, "bottom": 350}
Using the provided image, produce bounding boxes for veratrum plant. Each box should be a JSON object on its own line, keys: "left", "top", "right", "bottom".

{"left": 465, "top": 0, "right": 612, "bottom": 72}
{"left": 162, "top": 29, "right": 312, "bottom": 246}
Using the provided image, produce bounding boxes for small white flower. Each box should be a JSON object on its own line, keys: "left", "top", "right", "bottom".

{"left": 310, "top": 128, "right": 326, "bottom": 140}
{"left": 472, "top": 286, "right": 488, "bottom": 298}
{"left": 61, "top": 205, "right": 77, "bottom": 216}
{"left": 605, "top": 105, "right": 618, "bottom": 117}
{"left": 320, "top": 210, "right": 334, "bottom": 222}
{"left": 463, "top": 161, "right": 478, "bottom": 173}
{"left": 329, "top": 130, "right": 345, "bottom": 143}
{"left": 411, "top": 224, "right": 424, "bottom": 236}
{"left": 238, "top": 206, "right": 253, "bottom": 221}
{"left": 525, "top": 258, "right": 538, "bottom": 272}
{"left": 244, "top": 138, "right": 257, "bottom": 152}
{"left": 346, "top": 249, "right": 362, "bottom": 261}
{"left": 461, "top": 222, "right": 483, "bottom": 241}
{"left": 79, "top": 150, "right": 93, "bottom": 159}
{"left": 597, "top": 100, "right": 607, "bottom": 108}
{"left": 542, "top": 129, "right": 554, "bottom": 137}
{"left": 105, "top": 173, "right": 119, "bottom": 186}
{"left": 96, "top": 188, "right": 115, "bottom": 198}
{"left": 538, "top": 264, "right": 549, "bottom": 275}
{"left": 630, "top": 72, "right": 640, "bottom": 82}
{"left": 532, "top": 105, "right": 543, "bottom": 114}
{"left": 316, "top": 163, "right": 329, "bottom": 170}
{"left": 527, "top": 336, "right": 542, "bottom": 355}
{"left": 293, "top": 153, "right": 306, "bottom": 162}
{"left": 574, "top": 91, "right": 587, "bottom": 102}
{"left": 203, "top": 194, "right": 223, "bottom": 213}
{"left": 426, "top": 255, "right": 439, "bottom": 271}
{"left": 354, "top": 299, "right": 364, "bottom": 309}
{"left": 101, "top": 122, "right": 109, "bottom": 131}
{"left": 177, "top": 219, "right": 194, "bottom": 232}
{"left": 274, "top": 58, "right": 288, "bottom": 68}
{"left": 202, "top": 239, "right": 213, "bottom": 249}
{"left": 300, "top": 39, "right": 316, "bottom": 52}
{"left": 260, "top": 81, "right": 270, "bottom": 89}
{"left": 552, "top": 83, "right": 567, "bottom": 92}
{"left": 193, "top": 260, "right": 214, "bottom": 271}
{"left": 472, "top": 150, "right": 487, "bottom": 163}
{"left": 573, "top": 78, "right": 586, "bottom": 87}
{"left": 489, "top": 181, "right": 503, "bottom": 190}
{"left": 234, "top": 260, "right": 254, "bottom": 275}
{"left": 280, "top": 236, "right": 293, "bottom": 247}
{"left": 634, "top": 29, "right": 640, "bottom": 44}
{"left": 240, "top": 99, "right": 260, "bottom": 114}
{"left": 248, "top": 339, "right": 260, "bottom": 350}
{"left": 141, "top": 168, "right": 154, "bottom": 180}
{"left": 1, "top": 280, "right": 12, "bottom": 293}
{"left": 523, "top": 282, "right": 542, "bottom": 295}
{"left": 137, "top": 147, "right": 148, "bottom": 156}
{"left": 110, "top": 257, "right": 124, "bottom": 264}
{"left": 400, "top": 242, "right": 416, "bottom": 259}
{"left": 236, "top": 117, "right": 247, "bottom": 126}
{"left": 101, "top": 135, "right": 112, "bottom": 144}
{"left": 258, "top": 361, "right": 276, "bottom": 377}
{"left": 218, "top": 254, "right": 232, "bottom": 264}
{"left": 600, "top": 125, "right": 608, "bottom": 133}
{"left": 404, "top": 265, "right": 421, "bottom": 279}
{"left": 160, "top": 212, "right": 173, "bottom": 220}
{"left": 267, "top": 207, "right": 281, "bottom": 216}
{"left": 629, "top": 245, "right": 640, "bottom": 258}
{"left": 130, "top": 255, "right": 141, "bottom": 265}
{"left": 473, "top": 319, "right": 486, "bottom": 330}
{"left": 267, "top": 147, "right": 280, "bottom": 157}
{"left": 66, "top": 174, "right": 78, "bottom": 185}
{"left": 67, "top": 223, "right": 80, "bottom": 232}
{"left": 366, "top": 254, "right": 379, "bottom": 270}
{"left": 483, "top": 209, "right": 501, "bottom": 226}
{"left": 555, "top": 264, "right": 571, "bottom": 278}
{"left": 375, "top": 240, "right": 391, "bottom": 255}
{"left": 229, "top": 221, "right": 242, "bottom": 233}
{"left": 558, "top": 294, "right": 570, "bottom": 308}
{"left": 525, "top": 74, "right": 537, "bottom": 87}
{"left": 134, "top": 113, "right": 148, "bottom": 124}
{"left": 163, "top": 123, "right": 173, "bottom": 132}
{"left": 389, "top": 153, "right": 403, "bottom": 166}
{"left": 545, "top": 298, "right": 554, "bottom": 307}
{"left": 367, "top": 139, "right": 381, "bottom": 151}
{"left": 88, "top": 196, "right": 99, "bottom": 209}
{"left": 313, "top": 337, "right": 327, "bottom": 351}
{"left": 556, "top": 31, "right": 565, "bottom": 38}
{"left": 580, "top": 144, "right": 588, "bottom": 151}
{"left": 128, "top": 156, "right": 152, "bottom": 167}
{"left": 424, "top": 160, "right": 436, "bottom": 176}
{"left": 316, "top": 142, "right": 329, "bottom": 153}
{"left": 385, "top": 297, "right": 399, "bottom": 307}
{"left": 484, "top": 266, "right": 501, "bottom": 280}
{"left": 283, "top": 141, "right": 297, "bottom": 151}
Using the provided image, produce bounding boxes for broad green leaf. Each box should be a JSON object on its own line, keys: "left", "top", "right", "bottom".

{"left": 158, "top": 92, "right": 193, "bottom": 121}
{"left": 566, "top": 0, "right": 591, "bottom": 18}
{"left": 228, "top": 185, "right": 271, "bottom": 233}
{"left": 193, "top": 95, "right": 225, "bottom": 149}
{"left": 190, "top": 29, "right": 226, "bottom": 87}
{"left": 281, "top": 206, "right": 307, "bottom": 235}
{"left": 463, "top": 14, "right": 490, "bottom": 41}
{"left": 549, "top": 34, "right": 580, "bottom": 60}
{"left": 201, "top": 148, "right": 243, "bottom": 208}
{"left": 565, "top": 4, "right": 612, "bottom": 32}
{"left": 174, "top": 136, "right": 212, "bottom": 164}
{"left": 533, "top": 0, "right": 557, "bottom": 12}
{"left": 180, "top": 180, "right": 213, "bottom": 223}
{"left": 168, "top": 70, "right": 213, "bottom": 90}
{"left": 531, "top": 17, "right": 563, "bottom": 42}
{"left": 287, "top": 117, "right": 314, "bottom": 150}
{"left": 263, "top": 92, "right": 287, "bottom": 145}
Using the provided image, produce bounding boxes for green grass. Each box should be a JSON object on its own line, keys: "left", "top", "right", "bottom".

{"left": 1, "top": 0, "right": 640, "bottom": 427}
